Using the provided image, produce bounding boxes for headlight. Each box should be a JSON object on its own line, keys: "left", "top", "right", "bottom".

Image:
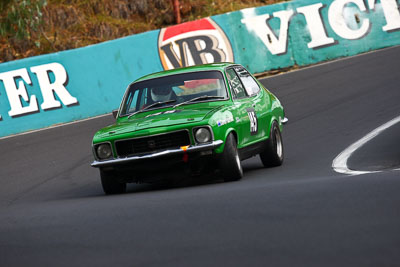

{"left": 96, "top": 143, "right": 112, "bottom": 159}
{"left": 194, "top": 127, "right": 212, "bottom": 143}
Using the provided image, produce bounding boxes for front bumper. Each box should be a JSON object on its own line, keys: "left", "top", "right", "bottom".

{"left": 91, "top": 140, "right": 223, "bottom": 168}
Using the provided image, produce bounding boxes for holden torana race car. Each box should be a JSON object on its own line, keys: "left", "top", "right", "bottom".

{"left": 91, "top": 63, "right": 287, "bottom": 194}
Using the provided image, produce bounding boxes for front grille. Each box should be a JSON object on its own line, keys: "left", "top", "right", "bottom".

{"left": 115, "top": 130, "right": 191, "bottom": 157}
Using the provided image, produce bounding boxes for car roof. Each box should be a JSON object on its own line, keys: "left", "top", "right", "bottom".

{"left": 134, "top": 63, "right": 239, "bottom": 82}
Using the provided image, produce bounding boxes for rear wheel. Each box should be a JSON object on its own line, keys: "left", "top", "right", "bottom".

{"left": 100, "top": 170, "right": 126, "bottom": 195}
{"left": 220, "top": 133, "right": 243, "bottom": 182}
{"left": 260, "top": 121, "right": 284, "bottom": 167}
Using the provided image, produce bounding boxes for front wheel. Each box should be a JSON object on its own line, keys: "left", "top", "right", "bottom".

{"left": 260, "top": 121, "right": 284, "bottom": 167}
{"left": 100, "top": 170, "right": 126, "bottom": 195}
{"left": 220, "top": 133, "right": 243, "bottom": 182}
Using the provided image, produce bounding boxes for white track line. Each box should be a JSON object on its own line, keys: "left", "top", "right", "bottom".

{"left": 332, "top": 115, "right": 400, "bottom": 175}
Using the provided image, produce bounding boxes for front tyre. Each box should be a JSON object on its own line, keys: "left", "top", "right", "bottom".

{"left": 260, "top": 121, "right": 284, "bottom": 167}
{"left": 100, "top": 169, "right": 126, "bottom": 195}
{"left": 220, "top": 133, "right": 243, "bottom": 182}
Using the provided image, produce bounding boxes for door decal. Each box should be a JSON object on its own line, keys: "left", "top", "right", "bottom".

{"left": 246, "top": 108, "right": 258, "bottom": 135}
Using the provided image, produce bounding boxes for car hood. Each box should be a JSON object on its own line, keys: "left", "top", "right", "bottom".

{"left": 96, "top": 106, "right": 223, "bottom": 138}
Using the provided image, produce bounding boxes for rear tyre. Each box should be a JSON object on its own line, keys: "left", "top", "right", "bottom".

{"left": 100, "top": 170, "right": 126, "bottom": 195}
{"left": 260, "top": 121, "right": 284, "bottom": 167}
{"left": 220, "top": 133, "right": 243, "bottom": 182}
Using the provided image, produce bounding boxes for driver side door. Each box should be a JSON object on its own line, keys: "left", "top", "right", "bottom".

{"left": 226, "top": 67, "right": 255, "bottom": 148}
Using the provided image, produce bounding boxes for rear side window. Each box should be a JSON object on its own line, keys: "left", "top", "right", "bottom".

{"left": 226, "top": 68, "right": 247, "bottom": 99}
{"left": 234, "top": 67, "right": 260, "bottom": 96}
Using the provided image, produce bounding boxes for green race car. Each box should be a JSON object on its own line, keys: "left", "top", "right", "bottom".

{"left": 91, "top": 63, "right": 287, "bottom": 194}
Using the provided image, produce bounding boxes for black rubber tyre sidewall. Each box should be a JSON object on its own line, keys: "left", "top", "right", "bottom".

{"left": 100, "top": 169, "right": 127, "bottom": 195}
{"left": 220, "top": 133, "right": 243, "bottom": 182}
{"left": 260, "top": 121, "right": 284, "bottom": 167}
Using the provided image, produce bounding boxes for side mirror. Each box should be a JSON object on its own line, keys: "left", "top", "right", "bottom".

{"left": 112, "top": 109, "right": 118, "bottom": 119}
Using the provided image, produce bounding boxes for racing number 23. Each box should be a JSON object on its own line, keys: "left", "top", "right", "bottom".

{"left": 247, "top": 108, "right": 258, "bottom": 135}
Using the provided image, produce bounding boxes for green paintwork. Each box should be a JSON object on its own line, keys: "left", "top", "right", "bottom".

{"left": 92, "top": 63, "right": 285, "bottom": 160}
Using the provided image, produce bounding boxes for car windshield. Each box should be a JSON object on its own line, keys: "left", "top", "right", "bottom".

{"left": 120, "top": 71, "right": 227, "bottom": 117}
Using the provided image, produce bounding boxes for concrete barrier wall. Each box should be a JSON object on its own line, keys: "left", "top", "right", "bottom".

{"left": 218, "top": 0, "right": 400, "bottom": 73}
{"left": 1, "top": 0, "right": 399, "bottom": 137}
{"left": 0, "top": 31, "right": 162, "bottom": 137}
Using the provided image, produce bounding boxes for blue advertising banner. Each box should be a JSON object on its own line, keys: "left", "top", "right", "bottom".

{"left": 216, "top": 0, "right": 400, "bottom": 73}
{"left": 0, "top": 31, "right": 162, "bottom": 137}
{"left": 1, "top": 0, "right": 400, "bottom": 137}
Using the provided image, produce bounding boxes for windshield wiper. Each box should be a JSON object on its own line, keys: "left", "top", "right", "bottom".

{"left": 173, "top": 95, "right": 225, "bottom": 108}
{"left": 128, "top": 100, "right": 176, "bottom": 119}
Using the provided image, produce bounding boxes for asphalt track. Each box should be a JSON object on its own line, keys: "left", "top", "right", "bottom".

{"left": 1, "top": 46, "right": 400, "bottom": 267}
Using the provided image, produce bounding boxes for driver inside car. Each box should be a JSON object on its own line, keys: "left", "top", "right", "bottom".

{"left": 150, "top": 86, "right": 177, "bottom": 102}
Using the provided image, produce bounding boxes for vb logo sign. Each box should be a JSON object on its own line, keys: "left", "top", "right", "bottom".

{"left": 158, "top": 18, "right": 234, "bottom": 70}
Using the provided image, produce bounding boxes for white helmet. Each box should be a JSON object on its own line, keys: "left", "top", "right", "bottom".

{"left": 151, "top": 87, "right": 173, "bottom": 102}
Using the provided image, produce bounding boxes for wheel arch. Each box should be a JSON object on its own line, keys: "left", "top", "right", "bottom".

{"left": 215, "top": 128, "right": 238, "bottom": 154}
{"left": 267, "top": 106, "right": 285, "bottom": 136}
